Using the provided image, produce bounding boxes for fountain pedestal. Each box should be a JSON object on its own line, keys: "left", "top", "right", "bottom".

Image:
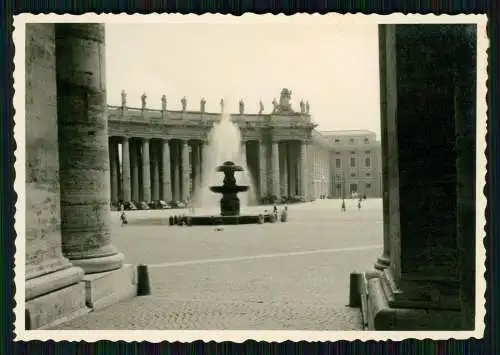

{"left": 172, "top": 161, "right": 273, "bottom": 226}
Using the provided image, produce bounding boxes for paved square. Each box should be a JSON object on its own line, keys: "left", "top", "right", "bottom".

{"left": 53, "top": 199, "right": 383, "bottom": 330}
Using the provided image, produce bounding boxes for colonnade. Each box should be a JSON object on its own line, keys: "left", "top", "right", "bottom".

{"left": 109, "top": 138, "right": 205, "bottom": 203}
{"left": 108, "top": 137, "right": 314, "bottom": 203}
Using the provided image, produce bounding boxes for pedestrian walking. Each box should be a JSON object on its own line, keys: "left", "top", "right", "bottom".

{"left": 120, "top": 211, "right": 128, "bottom": 225}
{"left": 357, "top": 200, "right": 362, "bottom": 210}
{"left": 341, "top": 199, "right": 346, "bottom": 212}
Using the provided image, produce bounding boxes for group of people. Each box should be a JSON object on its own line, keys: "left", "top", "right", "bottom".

{"left": 268, "top": 204, "right": 288, "bottom": 222}
{"left": 341, "top": 195, "right": 367, "bottom": 212}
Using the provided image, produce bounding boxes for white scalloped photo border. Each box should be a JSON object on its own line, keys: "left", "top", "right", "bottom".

{"left": 12, "top": 12, "right": 488, "bottom": 343}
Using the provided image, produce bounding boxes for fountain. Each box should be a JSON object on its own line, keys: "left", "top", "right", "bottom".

{"left": 210, "top": 161, "right": 248, "bottom": 216}
{"left": 179, "top": 161, "right": 273, "bottom": 226}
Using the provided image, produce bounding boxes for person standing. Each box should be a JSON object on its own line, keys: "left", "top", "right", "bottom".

{"left": 341, "top": 199, "right": 346, "bottom": 212}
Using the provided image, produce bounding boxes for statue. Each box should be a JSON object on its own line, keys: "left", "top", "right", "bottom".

{"left": 181, "top": 96, "right": 187, "bottom": 111}
{"left": 239, "top": 99, "right": 244, "bottom": 114}
{"left": 259, "top": 100, "right": 264, "bottom": 115}
{"left": 121, "top": 90, "right": 127, "bottom": 107}
{"left": 161, "top": 94, "right": 167, "bottom": 111}
{"left": 200, "top": 97, "right": 206, "bottom": 112}
{"left": 300, "top": 99, "right": 305, "bottom": 114}
{"left": 141, "top": 93, "right": 147, "bottom": 110}
{"left": 305, "top": 100, "right": 310, "bottom": 114}
{"left": 220, "top": 98, "right": 225, "bottom": 112}
{"left": 278, "top": 88, "right": 293, "bottom": 111}
{"left": 271, "top": 98, "right": 278, "bottom": 113}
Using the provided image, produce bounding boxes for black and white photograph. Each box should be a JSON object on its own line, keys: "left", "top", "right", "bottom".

{"left": 14, "top": 13, "right": 487, "bottom": 341}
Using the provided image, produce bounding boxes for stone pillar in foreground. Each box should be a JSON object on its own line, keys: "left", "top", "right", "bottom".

{"left": 299, "top": 140, "right": 308, "bottom": 199}
{"left": 374, "top": 27, "right": 391, "bottom": 271}
{"left": 358, "top": 24, "right": 477, "bottom": 330}
{"left": 25, "top": 23, "right": 86, "bottom": 329}
{"left": 161, "top": 139, "right": 172, "bottom": 202}
{"left": 181, "top": 140, "right": 191, "bottom": 201}
{"left": 141, "top": 139, "right": 151, "bottom": 202}
{"left": 55, "top": 23, "right": 124, "bottom": 274}
{"left": 259, "top": 140, "right": 268, "bottom": 199}
{"left": 172, "top": 144, "right": 180, "bottom": 201}
{"left": 288, "top": 143, "right": 297, "bottom": 196}
{"left": 121, "top": 137, "right": 131, "bottom": 202}
{"left": 271, "top": 138, "right": 280, "bottom": 198}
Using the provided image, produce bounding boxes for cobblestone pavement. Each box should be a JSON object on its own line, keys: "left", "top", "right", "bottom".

{"left": 54, "top": 199, "right": 382, "bottom": 330}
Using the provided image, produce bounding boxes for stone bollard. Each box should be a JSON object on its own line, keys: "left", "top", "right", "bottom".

{"left": 348, "top": 272, "right": 362, "bottom": 307}
{"left": 168, "top": 216, "right": 174, "bottom": 226}
{"left": 281, "top": 212, "right": 288, "bottom": 222}
{"left": 258, "top": 214, "right": 264, "bottom": 224}
{"left": 137, "top": 264, "right": 151, "bottom": 296}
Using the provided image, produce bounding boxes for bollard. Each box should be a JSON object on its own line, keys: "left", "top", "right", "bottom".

{"left": 137, "top": 264, "right": 151, "bottom": 296}
{"left": 348, "top": 272, "right": 362, "bottom": 307}
{"left": 168, "top": 216, "right": 174, "bottom": 226}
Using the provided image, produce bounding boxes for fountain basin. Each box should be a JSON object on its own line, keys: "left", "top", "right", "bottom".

{"left": 209, "top": 186, "right": 249, "bottom": 194}
{"left": 186, "top": 213, "right": 275, "bottom": 226}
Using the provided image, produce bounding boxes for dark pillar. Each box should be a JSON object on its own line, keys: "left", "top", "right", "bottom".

{"left": 56, "top": 23, "right": 124, "bottom": 273}
{"left": 358, "top": 24, "right": 477, "bottom": 330}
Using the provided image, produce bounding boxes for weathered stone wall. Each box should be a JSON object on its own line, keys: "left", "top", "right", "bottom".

{"left": 25, "top": 24, "right": 66, "bottom": 279}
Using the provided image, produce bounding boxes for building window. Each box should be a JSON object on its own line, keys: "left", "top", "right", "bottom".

{"left": 350, "top": 151, "right": 356, "bottom": 154}
{"left": 349, "top": 138, "right": 354, "bottom": 143}
{"left": 365, "top": 157, "right": 371, "bottom": 167}
{"left": 366, "top": 172, "right": 371, "bottom": 177}
{"left": 366, "top": 183, "right": 371, "bottom": 188}
{"left": 351, "top": 173, "right": 356, "bottom": 177}
{"left": 364, "top": 138, "right": 369, "bottom": 144}
{"left": 334, "top": 139, "right": 340, "bottom": 143}
{"left": 350, "top": 157, "right": 356, "bottom": 167}
{"left": 350, "top": 183, "right": 358, "bottom": 193}
{"left": 365, "top": 150, "right": 371, "bottom": 154}
{"left": 336, "top": 159, "right": 341, "bottom": 168}
{"left": 335, "top": 152, "right": 340, "bottom": 155}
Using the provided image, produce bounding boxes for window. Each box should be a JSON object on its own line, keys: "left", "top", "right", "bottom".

{"left": 366, "top": 183, "right": 371, "bottom": 189}
{"left": 335, "top": 152, "right": 341, "bottom": 155}
{"left": 336, "top": 159, "right": 341, "bottom": 168}
{"left": 350, "top": 157, "right": 356, "bottom": 167}
{"left": 364, "top": 138, "right": 369, "bottom": 144}
{"left": 350, "top": 183, "right": 358, "bottom": 193}
{"left": 366, "top": 172, "right": 371, "bottom": 177}
{"left": 351, "top": 151, "right": 356, "bottom": 154}
{"left": 351, "top": 173, "right": 356, "bottom": 177}
{"left": 365, "top": 150, "right": 371, "bottom": 154}
{"left": 349, "top": 138, "right": 354, "bottom": 143}
{"left": 336, "top": 183, "right": 341, "bottom": 189}
{"left": 365, "top": 157, "right": 371, "bottom": 167}
{"left": 334, "top": 139, "right": 340, "bottom": 143}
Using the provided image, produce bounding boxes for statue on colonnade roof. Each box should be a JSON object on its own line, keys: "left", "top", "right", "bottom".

{"left": 181, "top": 96, "right": 187, "bottom": 111}
{"left": 141, "top": 93, "right": 147, "bottom": 110}
{"left": 161, "top": 94, "right": 167, "bottom": 111}
{"left": 200, "top": 97, "right": 206, "bottom": 113}
{"left": 121, "top": 90, "right": 127, "bottom": 107}
{"left": 259, "top": 100, "right": 264, "bottom": 115}
{"left": 239, "top": 99, "right": 245, "bottom": 114}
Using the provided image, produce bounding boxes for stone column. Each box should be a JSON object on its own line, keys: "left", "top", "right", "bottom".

{"left": 299, "top": 140, "right": 308, "bottom": 199}
{"left": 374, "top": 26, "right": 391, "bottom": 271}
{"left": 109, "top": 140, "right": 119, "bottom": 203}
{"left": 181, "top": 140, "right": 191, "bottom": 201}
{"left": 121, "top": 137, "right": 131, "bottom": 202}
{"left": 141, "top": 139, "right": 151, "bottom": 202}
{"left": 279, "top": 142, "right": 288, "bottom": 197}
{"left": 259, "top": 140, "right": 267, "bottom": 198}
{"left": 25, "top": 23, "right": 86, "bottom": 329}
{"left": 161, "top": 139, "right": 172, "bottom": 202}
{"left": 241, "top": 140, "right": 247, "bottom": 166}
{"left": 55, "top": 23, "right": 124, "bottom": 274}
{"left": 271, "top": 138, "right": 280, "bottom": 198}
{"left": 288, "top": 143, "right": 297, "bottom": 196}
{"left": 131, "top": 143, "right": 140, "bottom": 202}
{"left": 197, "top": 142, "right": 203, "bottom": 188}
{"left": 151, "top": 143, "right": 160, "bottom": 201}
{"left": 171, "top": 143, "right": 180, "bottom": 201}
{"left": 361, "top": 24, "right": 476, "bottom": 330}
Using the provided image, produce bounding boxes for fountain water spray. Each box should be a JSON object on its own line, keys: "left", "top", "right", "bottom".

{"left": 194, "top": 100, "right": 257, "bottom": 213}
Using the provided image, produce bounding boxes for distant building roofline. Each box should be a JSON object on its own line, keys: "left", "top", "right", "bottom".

{"left": 319, "top": 129, "right": 376, "bottom": 136}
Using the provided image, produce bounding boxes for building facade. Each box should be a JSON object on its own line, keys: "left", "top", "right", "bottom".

{"left": 106, "top": 89, "right": 370, "bottom": 205}
{"left": 321, "top": 130, "right": 382, "bottom": 198}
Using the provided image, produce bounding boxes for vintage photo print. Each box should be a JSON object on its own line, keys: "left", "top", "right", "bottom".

{"left": 13, "top": 13, "right": 488, "bottom": 342}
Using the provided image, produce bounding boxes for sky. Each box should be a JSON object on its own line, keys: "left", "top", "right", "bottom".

{"left": 105, "top": 19, "right": 381, "bottom": 137}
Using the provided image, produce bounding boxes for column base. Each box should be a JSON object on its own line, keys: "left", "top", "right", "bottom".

{"left": 374, "top": 256, "right": 390, "bottom": 270}
{"left": 82, "top": 264, "right": 137, "bottom": 310}
{"left": 69, "top": 252, "right": 125, "bottom": 274}
{"left": 26, "top": 281, "right": 90, "bottom": 330}
{"left": 352, "top": 271, "right": 464, "bottom": 330}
